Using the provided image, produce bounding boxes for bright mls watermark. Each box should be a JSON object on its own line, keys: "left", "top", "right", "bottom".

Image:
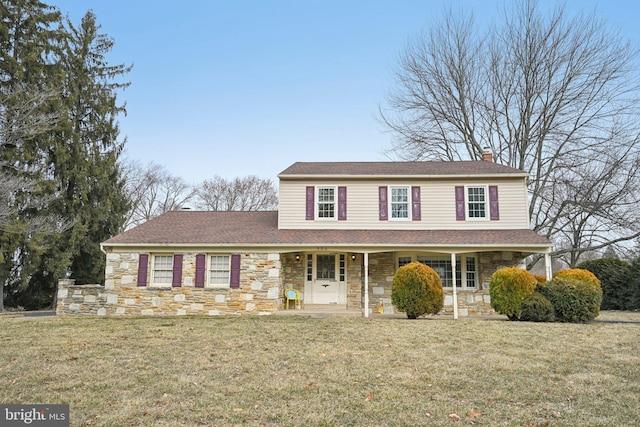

{"left": 1, "top": 405, "right": 69, "bottom": 426}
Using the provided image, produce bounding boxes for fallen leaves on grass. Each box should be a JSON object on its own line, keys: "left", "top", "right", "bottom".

{"left": 449, "top": 413, "right": 460, "bottom": 421}
{"left": 365, "top": 392, "right": 374, "bottom": 402}
{"left": 467, "top": 410, "right": 482, "bottom": 418}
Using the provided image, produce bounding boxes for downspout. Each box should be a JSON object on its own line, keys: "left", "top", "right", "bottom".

{"left": 451, "top": 253, "right": 459, "bottom": 320}
{"left": 364, "top": 252, "right": 369, "bottom": 318}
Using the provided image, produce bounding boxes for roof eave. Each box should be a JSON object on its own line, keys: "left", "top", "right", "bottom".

{"left": 277, "top": 173, "right": 529, "bottom": 180}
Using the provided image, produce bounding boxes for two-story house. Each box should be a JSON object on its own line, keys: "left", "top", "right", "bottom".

{"left": 57, "top": 156, "right": 553, "bottom": 317}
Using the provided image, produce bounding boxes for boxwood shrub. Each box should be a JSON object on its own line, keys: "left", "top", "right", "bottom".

{"left": 519, "top": 290, "right": 555, "bottom": 322}
{"left": 391, "top": 262, "right": 444, "bottom": 319}
{"left": 489, "top": 267, "right": 537, "bottom": 320}
{"left": 538, "top": 276, "right": 603, "bottom": 322}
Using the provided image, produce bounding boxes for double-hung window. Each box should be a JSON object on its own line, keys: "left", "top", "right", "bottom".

{"left": 467, "top": 186, "right": 487, "bottom": 219}
{"left": 209, "top": 255, "right": 230, "bottom": 287}
{"left": 390, "top": 186, "right": 409, "bottom": 219}
{"left": 152, "top": 255, "right": 173, "bottom": 286}
{"left": 397, "top": 254, "right": 478, "bottom": 288}
{"left": 317, "top": 187, "right": 336, "bottom": 219}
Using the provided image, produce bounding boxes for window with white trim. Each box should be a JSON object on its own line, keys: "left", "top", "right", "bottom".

{"left": 208, "top": 255, "right": 230, "bottom": 287}
{"left": 316, "top": 186, "right": 336, "bottom": 219}
{"left": 390, "top": 186, "right": 409, "bottom": 219}
{"left": 417, "top": 257, "right": 461, "bottom": 287}
{"left": 466, "top": 257, "right": 477, "bottom": 288}
{"left": 152, "top": 255, "right": 173, "bottom": 285}
{"left": 397, "top": 254, "right": 478, "bottom": 288}
{"left": 467, "top": 186, "right": 487, "bottom": 219}
{"left": 398, "top": 256, "right": 412, "bottom": 268}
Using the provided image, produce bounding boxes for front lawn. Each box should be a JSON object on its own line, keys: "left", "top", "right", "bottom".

{"left": 1, "top": 312, "right": 639, "bottom": 426}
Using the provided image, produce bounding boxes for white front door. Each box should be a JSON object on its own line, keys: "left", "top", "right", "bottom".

{"left": 305, "top": 254, "right": 346, "bottom": 304}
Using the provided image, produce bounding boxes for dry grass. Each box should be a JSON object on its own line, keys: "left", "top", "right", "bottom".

{"left": 1, "top": 312, "right": 639, "bottom": 426}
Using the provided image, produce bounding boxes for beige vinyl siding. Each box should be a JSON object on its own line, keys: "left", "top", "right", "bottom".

{"left": 278, "top": 178, "right": 530, "bottom": 230}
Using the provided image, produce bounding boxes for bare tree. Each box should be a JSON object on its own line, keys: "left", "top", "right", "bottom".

{"left": 194, "top": 175, "right": 278, "bottom": 211}
{"left": 380, "top": 0, "right": 640, "bottom": 267}
{"left": 121, "top": 159, "right": 195, "bottom": 229}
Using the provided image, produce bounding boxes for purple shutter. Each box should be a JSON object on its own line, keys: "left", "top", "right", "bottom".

{"left": 172, "top": 254, "right": 183, "bottom": 287}
{"left": 137, "top": 254, "right": 149, "bottom": 287}
{"left": 489, "top": 185, "right": 500, "bottom": 220}
{"left": 305, "top": 186, "right": 314, "bottom": 220}
{"left": 338, "top": 186, "right": 347, "bottom": 220}
{"left": 195, "top": 254, "right": 206, "bottom": 288}
{"left": 411, "top": 186, "right": 421, "bottom": 221}
{"left": 379, "top": 186, "right": 388, "bottom": 220}
{"left": 230, "top": 254, "right": 241, "bottom": 288}
{"left": 455, "top": 186, "right": 465, "bottom": 221}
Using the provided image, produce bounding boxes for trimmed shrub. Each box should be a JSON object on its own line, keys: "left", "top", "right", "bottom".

{"left": 554, "top": 268, "right": 601, "bottom": 287}
{"left": 578, "top": 258, "right": 633, "bottom": 310}
{"left": 553, "top": 268, "right": 602, "bottom": 318}
{"left": 538, "top": 276, "right": 603, "bottom": 322}
{"left": 489, "top": 267, "right": 537, "bottom": 320}
{"left": 391, "top": 262, "right": 444, "bottom": 319}
{"left": 533, "top": 275, "right": 547, "bottom": 285}
{"left": 519, "top": 290, "right": 555, "bottom": 322}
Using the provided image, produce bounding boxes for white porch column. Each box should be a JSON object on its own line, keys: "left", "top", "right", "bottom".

{"left": 545, "top": 252, "right": 553, "bottom": 280}
{"left": 451, "top": 253, "right": 459, "bottom": 320}
{"left": 364, "top": 252, "right": 369, "bottom": 318}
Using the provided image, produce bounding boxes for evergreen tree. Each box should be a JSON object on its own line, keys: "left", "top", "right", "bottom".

{"left": 1, "top": 3, "right": 130, "bottom": 309}
{"left": 24, "top": 10, "right": 131, "bottom": 302}
{"left": 0, "top": 0, "right": 65, "bottom": 310}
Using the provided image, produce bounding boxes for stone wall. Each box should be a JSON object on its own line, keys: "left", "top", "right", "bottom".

{"left": 56, "top": 280, "right": 110, "bottom": 315}
{"left": 364, "top": 251, "right": 529, "bottom": 317}
{"left": 365, "top": 253, "right": 396, "bottom": 315}
{"left": 57, "top": 250, "right": 530, "bottom": 317}
{"left": 58, "top": 252, "right": 282, "bottom": 316}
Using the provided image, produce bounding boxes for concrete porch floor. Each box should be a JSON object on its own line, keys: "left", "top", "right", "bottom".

{"left": 276, "top": 304, "right": 364, "bottom": 318}
{"left": 275, "top": 304, "right": 408, "bottom": 319}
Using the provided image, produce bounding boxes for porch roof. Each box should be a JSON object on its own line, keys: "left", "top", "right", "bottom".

{"left": 103, "top": 211, "right": 552, "bottom": 252}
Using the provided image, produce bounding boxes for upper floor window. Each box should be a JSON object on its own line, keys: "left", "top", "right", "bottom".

{"left": 152, "top": 255, "right": 173, "bottom": 285}
{"left": 467, "top": 186, "right": 487, "bottom": 219}
{"left": 317, "top": 186, "right": 336, "bottom": 219}
{"left": 306, "top": 185, "right": 346, "bottom": 221}
{"left": 390, "top": 186, "right": 409, "bottom": 219}
{"left": 379, "top": 186, "right": 421, "bottom": 221}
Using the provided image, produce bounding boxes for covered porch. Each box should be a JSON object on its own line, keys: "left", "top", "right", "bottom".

{"left": 278, "top": 242, "right": 553, "bottom": 319}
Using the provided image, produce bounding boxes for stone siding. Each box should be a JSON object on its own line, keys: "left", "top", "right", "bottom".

{"left": 57, "top": 249, "right": 530, "bottom": 317}
{"left": 58, "top": 252, "right": 281, "bottom": 316}
{"left": 364, "top": 251, "right": 529, "bottom": 317}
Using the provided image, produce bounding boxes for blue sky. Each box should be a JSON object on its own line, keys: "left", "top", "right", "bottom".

{"left": 52, "top": 0, "right": 640, "bottom": 184}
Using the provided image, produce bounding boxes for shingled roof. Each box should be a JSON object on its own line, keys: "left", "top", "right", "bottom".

{"left": 102, "top": 211, "right": 551, "bottom": 251}
{"left": 278, "top": 161, "right": 527, "bottom": 178}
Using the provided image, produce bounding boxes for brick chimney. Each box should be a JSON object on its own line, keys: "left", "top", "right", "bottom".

{"left": 482, "top": 147, "right": 493, "bottom": 162}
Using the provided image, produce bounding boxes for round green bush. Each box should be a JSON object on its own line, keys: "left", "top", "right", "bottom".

{"left": 391, "top": 262, "right": 444, "bottom": 319}
{"left": 519, "top": 290, "right": 555, "bottom": 322}
{"left": 553, "top": 268, "right": 602, "bottom": 319}
{"left": 489, "top": 267, "right": 537, "bottom": 320}
{"left": 538, "top": 276, "right": 603, "bottom": 322}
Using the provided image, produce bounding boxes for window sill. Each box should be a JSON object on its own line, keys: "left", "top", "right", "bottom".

{"left": 205, "top": 285, "right": 231, "bottom": 290}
